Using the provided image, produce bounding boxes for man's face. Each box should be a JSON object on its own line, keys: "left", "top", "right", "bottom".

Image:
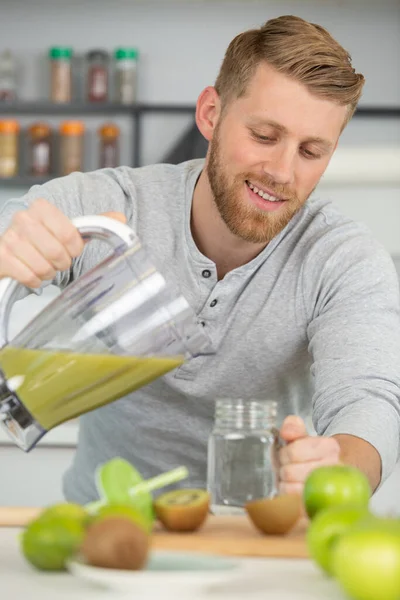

{"left": 206, "top": 63, "right": 348, "bottom": 244}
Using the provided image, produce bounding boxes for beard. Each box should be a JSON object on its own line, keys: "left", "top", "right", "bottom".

{"left": 207, "top": 126, "right": 308, "bottom": 244}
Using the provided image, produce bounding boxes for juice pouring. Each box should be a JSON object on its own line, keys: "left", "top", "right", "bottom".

{"left": 0, "top": 345, "right": 183, "bottom": 430}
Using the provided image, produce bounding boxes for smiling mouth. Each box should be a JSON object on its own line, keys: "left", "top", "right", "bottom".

{"left": 246, "top": 180, "right": 286, "bottom": 202}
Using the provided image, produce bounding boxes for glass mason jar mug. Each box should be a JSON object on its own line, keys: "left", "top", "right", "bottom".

{"left": 207, "top": 398, "right": 281, "bottom": 515}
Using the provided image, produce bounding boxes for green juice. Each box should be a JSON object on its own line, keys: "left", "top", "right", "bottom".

{"left": 0, "top": 345, "right": 184, "bottom": 430}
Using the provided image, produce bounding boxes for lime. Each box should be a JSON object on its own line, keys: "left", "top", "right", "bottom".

{"left": 303, "top": 465, "right": 371, "bottom": 520}
{"left": 306, "top": 505, "right": 372, "bottom": 575}
{"left": 21, "top": 515, "right": 85, "bottom": 571}
{"left": 95, "top": 503, "right": 153, "bottom": 534}
{"left": 332, "top": 523, "right": 400, "bottom": 600}
{"left": 40, "top": 503, "right": 90, "bottom": 527}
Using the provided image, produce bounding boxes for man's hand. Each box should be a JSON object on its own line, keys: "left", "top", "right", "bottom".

{"left": 278, "top": 415, "right": 341, "bottom": 495}
{"left": 0, "top": 198, "right": 127, "bottom": 288}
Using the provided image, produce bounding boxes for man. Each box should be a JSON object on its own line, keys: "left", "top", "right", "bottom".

{"left": 1, "top": 15, "right": 399, "bottom": 504}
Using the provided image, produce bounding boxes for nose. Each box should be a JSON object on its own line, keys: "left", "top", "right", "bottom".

{"left": 262, "top": 143, "right": 296, "bottom": 186}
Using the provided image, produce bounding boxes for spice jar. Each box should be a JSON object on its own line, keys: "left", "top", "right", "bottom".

{"left": 49, "top": 46, "right": 73, "bottom": 103}
{"left": 207, "top": 398, "right": 280, "bottom": 515}
{"left": 0, "top": 50, "right": 17, "bottom": 102}
{"left": 86, "top": 50, "right": 109, "bottom": 102}
{"left": 98, "top": 123, "right": 120, "bottom": 169}
{"left": 0, "top": 120, "right": 19, "bottom": 177}
{"left": 59, "top": 121, "right": 85, "bottom": 176}
{"left": 29, "top": 123, "right": 52, "bottom": 176}
{"left": 114, "top": 48, "right": 139, "bottom": 104}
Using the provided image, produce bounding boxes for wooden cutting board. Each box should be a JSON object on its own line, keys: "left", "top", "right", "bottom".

{"left": 0, "top": 507, "right": 309, "bottom": 559}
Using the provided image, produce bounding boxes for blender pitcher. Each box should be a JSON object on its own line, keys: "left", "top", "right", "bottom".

{"left": 0, "top": 215, "right": 209, "bottom": 451}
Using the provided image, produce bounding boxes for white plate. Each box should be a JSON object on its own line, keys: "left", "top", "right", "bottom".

{"left": 67, "top": 550, "right": 243, "bottom": 593}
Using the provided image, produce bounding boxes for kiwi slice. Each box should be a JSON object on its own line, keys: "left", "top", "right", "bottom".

{"left": 245, "top": 494, "right": 302, "bottom": 535}
{"left": 81, "top": 516, "right": 150, "bottom": 570}
{"left": 154, "top": 489, "right": 210, "bottom": 532}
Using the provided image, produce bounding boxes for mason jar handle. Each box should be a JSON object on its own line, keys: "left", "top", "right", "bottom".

{"left": 271, "top": 426, "right": 286, "bottom": 497}
{"left": 0, "top": 214, "right": 138, "bottom": 348}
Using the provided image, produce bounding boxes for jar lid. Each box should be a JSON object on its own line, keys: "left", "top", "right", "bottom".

{"left": 98, "top": 123, "right": 120, "bottom": 138}
{"left": 60, "top": 121, "right": 85, "bottom": 135}
{"left": 114, "top": 48, "right": 139, "bottom": 60}
{"left": 0, "top": 120, "right": 20, "bottom": 134}
{"left": 49, "top": 47, "right": 73, "bottom": 59}
{"left": 29, "top": 122, "right": 51, "bottom": 137}
{"left": 86, "top": 49, "right": 109, "bottom": 61}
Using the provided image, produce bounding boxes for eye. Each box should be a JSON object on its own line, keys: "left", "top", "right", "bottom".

{"left": 301, "top": 147, "right": 321, "bottom": 160}
{"left": 250, "top": 130, "right": 276, "bottom": 144}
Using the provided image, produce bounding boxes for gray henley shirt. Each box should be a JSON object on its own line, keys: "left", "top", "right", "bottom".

{"left": 1, "top": 159, "right": 400, "bottom": 502}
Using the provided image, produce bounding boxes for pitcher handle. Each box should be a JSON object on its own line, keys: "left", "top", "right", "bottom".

{"left": 0, "top": 215, "right": 138, "bottom": 348}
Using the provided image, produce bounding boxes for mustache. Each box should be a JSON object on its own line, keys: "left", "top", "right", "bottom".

{"left": 242, "top": 173, "right": 297, "bottom": 200}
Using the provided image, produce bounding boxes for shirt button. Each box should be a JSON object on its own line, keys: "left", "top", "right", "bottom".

{"left": 202, "top": 269, "right": 211, "bottom": 278}
{"left": 210, "top": 299, "right": 218, "bottom": 307}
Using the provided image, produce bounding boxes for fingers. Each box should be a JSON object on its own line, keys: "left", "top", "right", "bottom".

{"left": 0, "top": 248, "right": 43, "bottom": 289}
{"left": 29, "top": 199, "right": 84, "bottom": 258}
{"left": 277, "top": 417, "right": 342, "bottom": 501}
{"left": 10, "top": 216, "right": 73, "bottom": 272}
{"left": 0, "top": 200, "right": 129, "bottom": 288}
{"left": 279, "top": 435, "right": 341, "bottom": 466}
{"left": 279, "top": 455, "right": 341, "bottom": 485}
{"left": 101, "top": 211, "right": 127, "bottom": 224}
{"left": 279, "top": 415, "right": 308, "bottom": 443}
{"left": 0, "top": 198, "right": 86, "bottom": 287}
{"left": 278, "top": 482, "right": 304, "bottom": 496}
{"left": 3, "top": 228, "right": 56, "bottom": 279}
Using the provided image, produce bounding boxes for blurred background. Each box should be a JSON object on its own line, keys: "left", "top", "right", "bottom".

{"left": 0, "top": 0, "right": 399, "bottom": 512}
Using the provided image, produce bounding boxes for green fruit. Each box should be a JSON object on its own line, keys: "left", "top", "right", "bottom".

{"left": 21, "top": 515, "right": 85, "bottom": 571}
{"left": 40, "top": 503, "right": 90, "bottom": 527}
{"left": 303, "top": 465, "right": 371, "bottom": 519}
{"left": 306, "top": 505, "right": 371, "bottom": 575}
{"left": 95, "top": 504, "right": 153, "bottom": 534}
{"left": 332, "top": 524, "right": 400, "bottom": 600}
{"left": 130, "top": 492, "right": 155, "bottom": 528}
{"left": 96, "top": 458, "right": 143, "bottom": 505}
{"left": 95, "top": 458, "right": 155, "bottom": 527}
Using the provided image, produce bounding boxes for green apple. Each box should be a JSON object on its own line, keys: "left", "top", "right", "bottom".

{"left": 307, "top": 505, "right": 372, "bottom": 575}
{"left": 332, "top": 523, "right": 400, "bottom": 600}
{"left": 303, "top": 465, "right": 371, "bottom": 520}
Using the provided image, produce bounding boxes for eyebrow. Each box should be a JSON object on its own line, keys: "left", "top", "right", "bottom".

{"left": 247, "top": 117, "right": 334, "bottom": 151}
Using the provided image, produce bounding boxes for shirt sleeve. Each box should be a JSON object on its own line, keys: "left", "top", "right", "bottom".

{"left": 0, "top": 168, "right": 135, "bottom": 288}
{"left": 302, "top": 224, "right": 400, "bottom": 486}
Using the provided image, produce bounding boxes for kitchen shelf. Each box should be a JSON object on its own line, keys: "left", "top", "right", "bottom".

{"left": 0, "top": 102, "right": 398, "bottom": 184}
{"left": 0, "top": 101, "right": 196, "bottom": 116}
{"left": 0, "top": 101, "right": 196, "bottom": 172}
{"left": 0, "top": 101, "right": 398, "bottom": 117}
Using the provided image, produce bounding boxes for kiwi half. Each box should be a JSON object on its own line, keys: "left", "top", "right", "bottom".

{"left": 81, "top": 516, "right": 150, "bottom": 570}
{"left": 154, "top": 489, "right": 210, "bottom": 532}
{"left": 245, "top": 494, "right": 302, "bottom": 535}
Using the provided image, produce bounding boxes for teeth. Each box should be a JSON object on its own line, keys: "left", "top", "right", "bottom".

{"left": 247, "top": 181, "right": 281, "bottom": 202}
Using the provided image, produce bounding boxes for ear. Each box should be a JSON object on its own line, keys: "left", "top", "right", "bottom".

{"left": 195, "top": 86, "right": 221, "bottom": 142}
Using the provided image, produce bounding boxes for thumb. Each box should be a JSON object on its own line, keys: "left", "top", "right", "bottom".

{"left": 279, "top": 415, "right": 308, "bottom": 443}
{"left": 101, "top": 211, "right": 127, "bottom": 224}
